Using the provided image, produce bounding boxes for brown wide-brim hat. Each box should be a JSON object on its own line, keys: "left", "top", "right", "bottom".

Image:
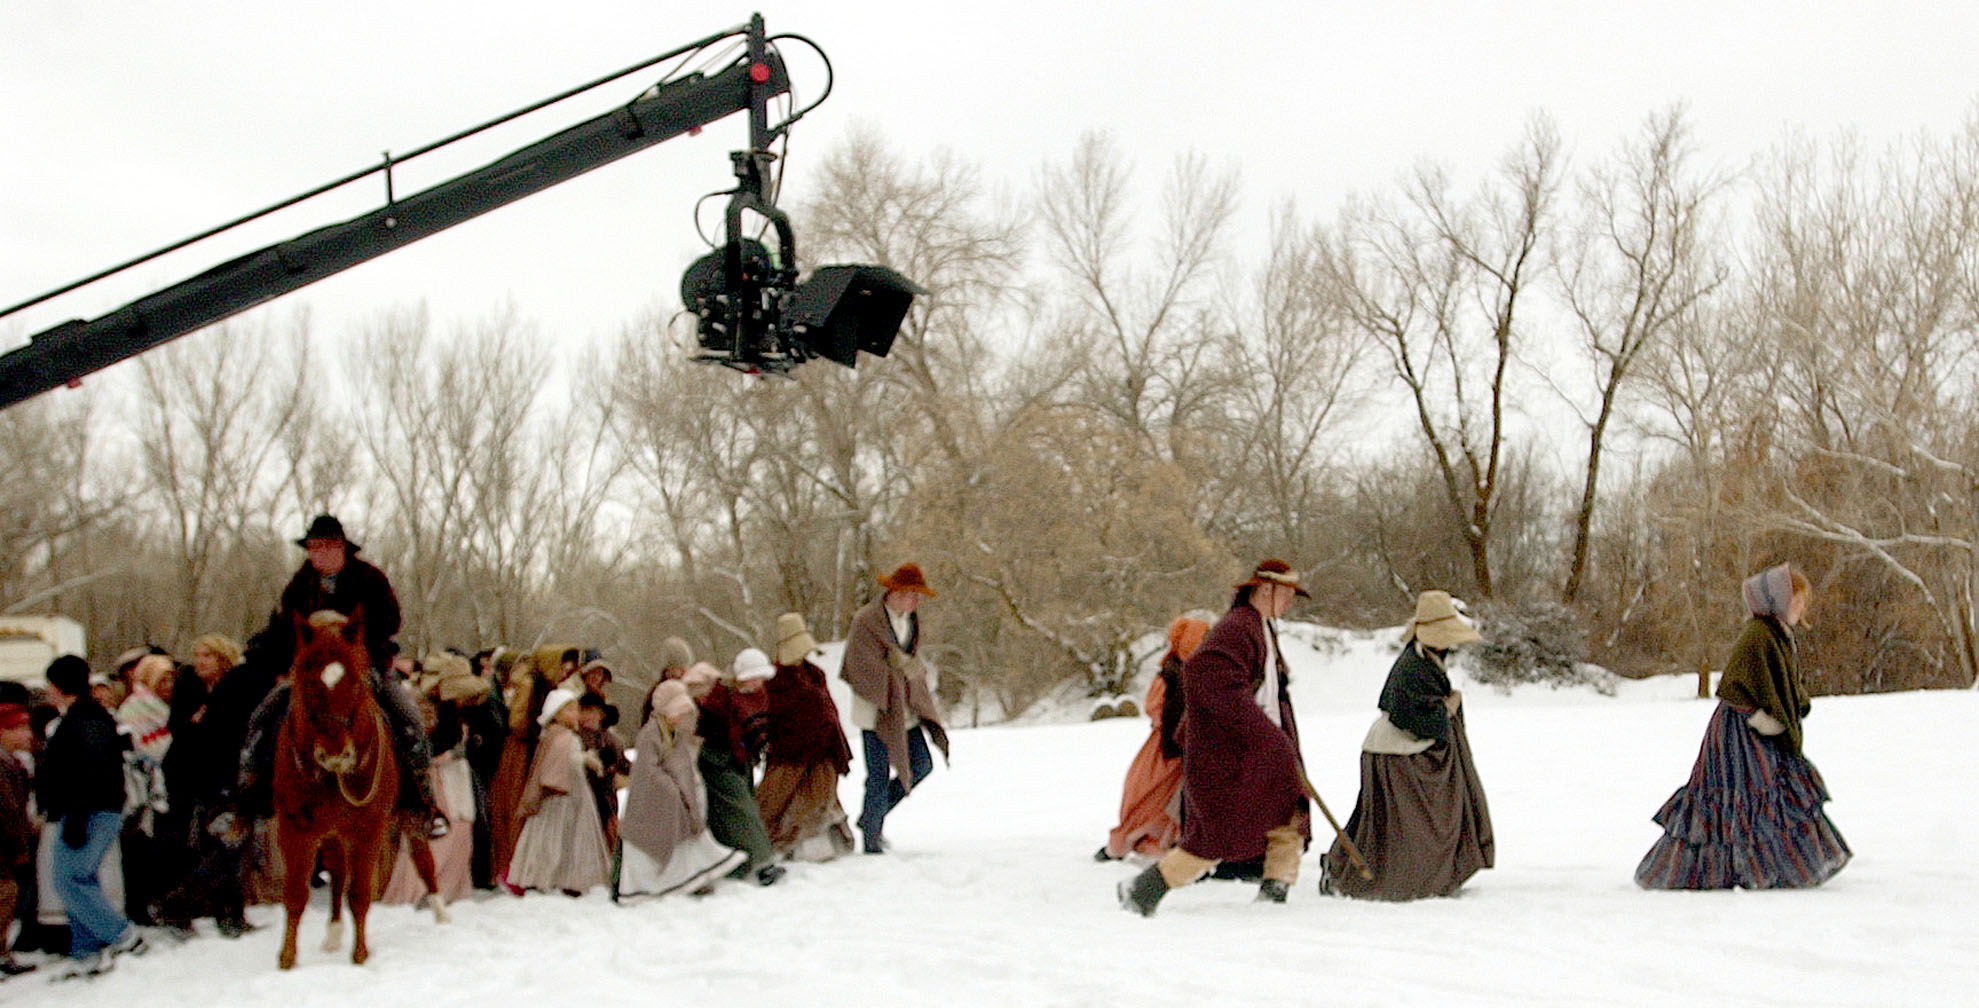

{"left": 1236, "top": 558, "right": 1310, "bottom": 598}
{"left": 776, "top": 612, "right": 820, "bottom": 665}
{"left": 1403, "top": 590, "right": 1483, "bottom": 649}
{"left": 877, "top": 563, "right": 938, "bottom": 598}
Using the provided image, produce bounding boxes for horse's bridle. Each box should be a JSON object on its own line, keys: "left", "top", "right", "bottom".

{"left": 291, "top": 705, "right": 391, "bottom": 807}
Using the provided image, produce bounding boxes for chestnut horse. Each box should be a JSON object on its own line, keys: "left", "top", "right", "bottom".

{"left": 273, "top": 610, "right": 398, "bottom": 970}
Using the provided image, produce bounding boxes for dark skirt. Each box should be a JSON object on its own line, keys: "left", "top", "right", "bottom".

{"left": 1635, "top": 702, "right": 1850, "bottom": 890}
{"left": 1320, "top": 708, "right": 1495, "bottom": 900}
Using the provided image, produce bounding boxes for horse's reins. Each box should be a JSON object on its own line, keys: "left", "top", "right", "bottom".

{"left": 291, "top": 704, "right": 391, "bottom": 807}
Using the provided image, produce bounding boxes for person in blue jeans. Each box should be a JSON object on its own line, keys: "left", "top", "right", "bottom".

{"left": 839, "top": 564, "right": 950, "bottom": 854}
{"left": 38, "top": 655, "right": 145, "bottom": 978}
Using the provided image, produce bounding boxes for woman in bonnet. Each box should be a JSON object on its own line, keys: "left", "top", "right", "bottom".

{"left": 1635, "top": 562, "right": 1851, "bottom": 889}
{"left": 1320, "top": 591, "right": 1494, "bottom": 900}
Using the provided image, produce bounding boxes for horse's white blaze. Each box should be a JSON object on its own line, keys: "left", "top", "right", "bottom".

{"left": 320, "top": 661, "right": 345, "bottom": 689}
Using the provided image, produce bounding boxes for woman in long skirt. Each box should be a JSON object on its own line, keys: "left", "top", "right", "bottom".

{"left": 755, "top": 615, "right": 856, "bottom": 862}
{"left": 488, "top": 647, "right": 567, "bottom": 886}
{"left": 1097, "top": 615, "right": 1206, "bottom": 861}
{"left": 1636, "top": 563, "right": 1850, "bottom": 889}
{"left": 382, "top": 661, "right": 480, "bottom": 904}
{"left": 617, "top": 681, "right": 746, "bottom": 898}
{"left": 505, "top": 688, "right": 612, "bottom": 894}
{"left": 1320, "top": 590, "right": 1494, "bottom": 900}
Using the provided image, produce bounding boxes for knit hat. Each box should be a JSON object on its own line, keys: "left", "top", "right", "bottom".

{"left": 731, "top": 647, "right": 775, "bottom": 683}
{"left": 651, "top": 680, "right": 696, "bottom": 726}
{"left": 1742, "top": 563, "right": 1795, "bottom": 620}
{"left": 659, "top": 636, "right": 694, "bottom": 672}
{"left": 1402, "top": 591, "right": 1483, "bottom": 650}
{"left": 0, "top": 703, "right": 29, "bottom": 731}
{"left": 877, "top": 563, "right": 938, "bottom": 597}
{"left": 538, "top": 688, "right": 580, "bottom": 727}
{"left": 775, "top": 613, "right": 819, "bottom": 665}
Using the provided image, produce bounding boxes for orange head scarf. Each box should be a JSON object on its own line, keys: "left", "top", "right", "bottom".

{"left": 1165, "top": 616, "right": 1209, "bottom": 664}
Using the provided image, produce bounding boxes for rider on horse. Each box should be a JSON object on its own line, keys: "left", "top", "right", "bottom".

{"left": 237, "top": 515, "right": 445, "bottom": 837}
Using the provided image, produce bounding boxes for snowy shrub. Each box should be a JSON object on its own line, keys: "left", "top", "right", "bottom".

{"left": 1088, "top": 698, "right": 1117, "bottom": 721}
{"left": 1467, "top": 601, "right": 1613, "bottom": 694}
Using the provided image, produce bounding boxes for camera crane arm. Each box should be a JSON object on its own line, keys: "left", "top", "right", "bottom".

{"left": 0, "top": 18, "right": 792, "bottom": 411}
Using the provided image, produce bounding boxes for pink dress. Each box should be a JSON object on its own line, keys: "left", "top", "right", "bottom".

{"left": 381, "top": 748, "right": 475, "bottom": 904}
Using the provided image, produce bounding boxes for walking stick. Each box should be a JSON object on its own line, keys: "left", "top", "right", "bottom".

{"left": 1299, "top": 768, "right": 1373, "bottom": 881}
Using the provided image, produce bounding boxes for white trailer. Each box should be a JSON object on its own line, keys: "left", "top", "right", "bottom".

{"left": 0, "top": 614, "right": 86, "bottom": 685}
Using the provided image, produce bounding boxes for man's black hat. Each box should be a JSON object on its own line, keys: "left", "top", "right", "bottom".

{"left": 296, "top": 513, "right": 361, "bottom": 551}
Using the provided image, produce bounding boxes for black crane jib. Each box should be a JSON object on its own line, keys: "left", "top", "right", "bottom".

{"left": 0, "top": 50, "right": 789, "bottom": 411}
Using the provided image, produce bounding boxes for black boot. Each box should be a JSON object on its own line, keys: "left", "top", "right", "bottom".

{"left": 1117, "top": 865, "right": 1169, "bottom": 917}
{"left": 1256, "top": 879, "right": 1290, "bottom": 903}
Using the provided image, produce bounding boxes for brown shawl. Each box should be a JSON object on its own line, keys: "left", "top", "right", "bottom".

{"left": 766, "top": 659, "right": 853, "bottom": 773}
{"left": 620, "top": 707, "right": 705, "bottom": 868}
{"left": 841, "top": 598, "right": 949, "bottom": 791}
{"left": 1716, "top": 616, "right": 1812, "bottom": 753}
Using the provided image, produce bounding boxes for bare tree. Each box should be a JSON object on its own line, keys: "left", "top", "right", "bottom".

{"left": 1038, "top": 132, "right": 1238, "bottom": 471}
{"left": 1323, "top": 118, "right": 1564, "bottom": 599}
{"left": 1215, "top": 206, "right": 1369, "bottom": 560}
{"left": 1635, "top": 301, "right": 1772, "bottom": 694}
{"left": 348, "top": 304, "right": 552, "bottom": 653}
{"left": 1557, "top": 107, "right": 1727, "bottom": 604}
{"left": 0, "top": 391, "right": 115, "bottom": 615}
{"left": 131, "top": 315, "right": 313, "bottom": 641}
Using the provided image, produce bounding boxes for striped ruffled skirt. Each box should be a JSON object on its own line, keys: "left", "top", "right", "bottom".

{"left": 1635, "top": 702, "right": 1851, "bottom": 890}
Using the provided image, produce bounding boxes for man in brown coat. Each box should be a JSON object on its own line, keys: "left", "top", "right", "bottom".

{"left": 1119, "top": 559, "right": 1311, "bottom": 915}
{"left": 840, "top": 564, "right": 950, "bottom": 854}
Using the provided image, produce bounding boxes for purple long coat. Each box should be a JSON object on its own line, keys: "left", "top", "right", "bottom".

{"left": 1177, "top": 603, "right": 1309, "bottom": 861}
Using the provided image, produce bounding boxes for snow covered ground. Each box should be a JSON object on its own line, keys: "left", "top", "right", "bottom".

{"left": 12, "top": 623, "right": 1977, "bottom": 1006}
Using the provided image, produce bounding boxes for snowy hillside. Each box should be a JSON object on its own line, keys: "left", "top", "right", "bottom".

{"left": 11, "top": 622, "right": 1975, "bottom": 1006}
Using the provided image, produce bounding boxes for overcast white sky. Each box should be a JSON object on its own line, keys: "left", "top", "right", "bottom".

{"left": 4, "top": 1, "right": 1977, "bottom": 369}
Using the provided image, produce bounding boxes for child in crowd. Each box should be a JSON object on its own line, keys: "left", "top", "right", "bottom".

{"left": 505, "top": 689, "right": 612, "bottom": 896}
{"left": 576, "top": 695, "right": 629, "bottom": 850}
